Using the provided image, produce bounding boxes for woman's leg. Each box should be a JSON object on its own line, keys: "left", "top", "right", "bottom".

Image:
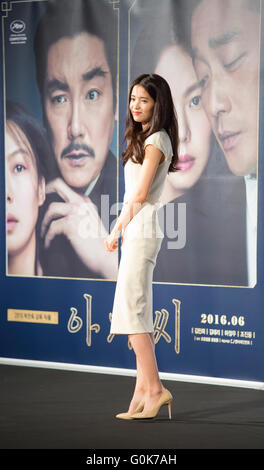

{"left": 149, "top": 332, "right": 155, "bottom": 350}
{"left": 128, "top": 333, "right": 163, "bottom": 413}
{"left": 127, "top": 355, "right": 146, "bottom": 414}
{"left": 127, "top": 333, "right": 155, "bottom": 413}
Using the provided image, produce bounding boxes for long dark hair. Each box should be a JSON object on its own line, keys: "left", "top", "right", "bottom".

{"left": 6, "top": 100, "right": 54, "bottom": 181}
{"left": 122, "top": 73, "right": 179, "bottom": 172}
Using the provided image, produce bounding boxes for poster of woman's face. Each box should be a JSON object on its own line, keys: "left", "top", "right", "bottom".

{"left": 154, "top": 43, "right": 211, "bottom": 198}
{"left": 130, "top": 0, "right": 260, "bottom": 287}
{"left": 6, "top": 108, "right": 46, "bottom": 277}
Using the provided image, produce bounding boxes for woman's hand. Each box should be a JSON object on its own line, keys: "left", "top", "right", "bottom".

{"left": 104, "top": 229, "right": 120, "bottom": 252}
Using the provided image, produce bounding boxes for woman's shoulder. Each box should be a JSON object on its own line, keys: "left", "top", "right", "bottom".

{"left": 144, "top": 129, "right": 170, "bottom": 146}
{"left": 144, "top": 129, "right": 172, "bottom": 159}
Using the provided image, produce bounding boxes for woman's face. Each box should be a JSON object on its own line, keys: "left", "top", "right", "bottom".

{"left": 6, "top": 122, "right": 45, "bottom": 256}
{"left": 129, "top": 85, "right": 155, "bottom": 129}
{"left": 155, "top": 44, "right": 211, "bottom": 193}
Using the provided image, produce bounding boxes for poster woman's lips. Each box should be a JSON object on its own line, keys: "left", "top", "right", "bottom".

{"left": 7, "top": 214, "right": 18, "bottom": 231}
{"left": 175, "top": 154, "right": 195, "bottom": 171}
{"left": 218, "top": 131, "right": 241, "bottom": 151}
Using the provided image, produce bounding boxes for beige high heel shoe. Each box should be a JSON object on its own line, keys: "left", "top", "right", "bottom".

{"left": 115, "top": 399, "right": 145, "bottom": 420}
{"left": 131, "top": 388, "right": 173, "bottom": 420}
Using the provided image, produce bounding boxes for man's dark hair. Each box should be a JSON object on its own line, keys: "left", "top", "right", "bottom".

{"left": 34, "top": 0, "right": 117, "bottom": 110}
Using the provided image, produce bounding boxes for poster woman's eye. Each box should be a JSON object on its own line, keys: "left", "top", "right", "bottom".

{"left": 14, "top": 164, "right": 26, "bottom": 174}
{"left": 190, "top": 95, "right": 201, "bottom": 108}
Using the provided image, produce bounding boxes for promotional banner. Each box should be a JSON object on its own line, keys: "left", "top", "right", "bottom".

{"left": 0, "top": 0, "right": 264, "bottom": 387}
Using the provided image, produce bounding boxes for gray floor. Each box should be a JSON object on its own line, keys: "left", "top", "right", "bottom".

{"left": 0, "top": 364, "right": 264, "bottom": 451}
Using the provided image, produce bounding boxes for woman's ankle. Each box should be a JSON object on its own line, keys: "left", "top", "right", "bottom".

{"left": 134, "top": 381, "right": 147, "bottom": 394}
{"left": 145, "top": 383, "right": 163, "bottom": 398}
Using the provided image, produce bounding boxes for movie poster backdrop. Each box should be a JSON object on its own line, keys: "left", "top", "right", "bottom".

{"left": 0, "top": 0, "right": 264, "bottom": 387}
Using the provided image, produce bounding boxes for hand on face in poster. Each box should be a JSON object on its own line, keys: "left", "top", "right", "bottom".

{"left": 41, "top": 177, "right": 117, "bottom": 278}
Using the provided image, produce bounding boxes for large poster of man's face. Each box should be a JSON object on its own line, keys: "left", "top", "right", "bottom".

{"left": 3, "top": 0, "right": 261, "bottom": 287}
{"left": 130, "top": 0, "right": 261, "bottom": 287}
{"left": 4, "top": 0, "right": 118, "bottom": 280}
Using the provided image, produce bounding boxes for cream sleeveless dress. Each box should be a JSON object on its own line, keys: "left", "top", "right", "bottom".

{"left": 110, "top": 130, "right": 173, "bottom": 334}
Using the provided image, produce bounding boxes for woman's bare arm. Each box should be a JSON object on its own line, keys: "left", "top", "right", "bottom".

{"left": 105, "top": 144, "right": 164, "bottom": 251}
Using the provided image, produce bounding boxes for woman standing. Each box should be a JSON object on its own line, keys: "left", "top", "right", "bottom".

{"left": 104, "top": 74, "right": 179, "bottom": 420}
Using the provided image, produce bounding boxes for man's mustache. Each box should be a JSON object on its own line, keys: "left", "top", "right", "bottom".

{"left": 61, "top": 142, "right": 95, "bottom": 159}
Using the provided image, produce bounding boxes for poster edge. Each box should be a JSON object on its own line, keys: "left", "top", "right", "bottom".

{"left": 0, "top": 356, "right": 263, "bottom": 391}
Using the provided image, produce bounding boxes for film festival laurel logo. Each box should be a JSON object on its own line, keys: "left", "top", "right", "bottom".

{"left": 1, "top": 1, "right": 27, "bottom": 43}
{"left": 9, "top": 19, "right": 27, "bottom": 45}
